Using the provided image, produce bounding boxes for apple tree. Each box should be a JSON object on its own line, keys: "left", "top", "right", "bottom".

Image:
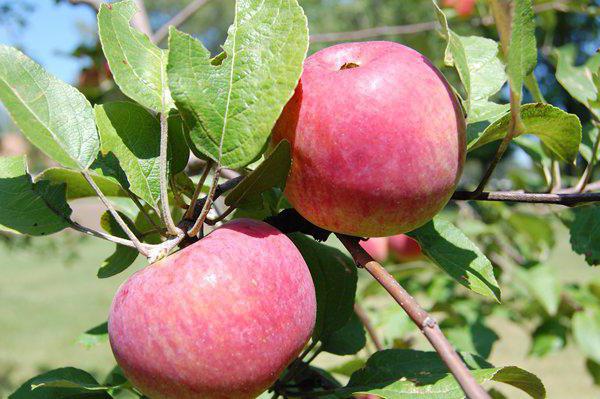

{"left": 2, "top": 0, "right": 600, "bottom": 398}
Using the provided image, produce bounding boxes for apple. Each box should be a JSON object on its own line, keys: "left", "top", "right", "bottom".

{"left": 273, "top": 41, "right": 465, "bottom": 237}
{"left": 389, "top": 234, "right": 423, "bottom": 262}
{"left": 359, "top": 237, "right": 389, "bottom": 262}
{"left": 108, "top": 219, "right": 316, "bottom": 399}
{"left": 443, "top": 0, "right": 477, "bottom": 17}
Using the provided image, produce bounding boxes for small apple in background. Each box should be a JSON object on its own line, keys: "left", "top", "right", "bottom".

{"left": 443, "top": 0, "right": 477, "bottom": 17}
{"left": 108, "top": 219, "right": 316, "bottom": 399}
{"left": 359, "top": 235, "right": 423, "bottom": 263}
{"left": 359, "top": 237, "right": 389, "bottom": 262}
{"left": 389, "top": 234, "right": 423, "bottom": 262}
{"left": 273, "top": 41, "right": 465, "bottom": 238}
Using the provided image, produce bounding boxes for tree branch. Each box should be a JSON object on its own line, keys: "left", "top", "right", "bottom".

{"left": 452, "top": 190, "right": 600, "bottom": 205}
{"left": 309, "top": 1, "right": 573, "bottom": 43}
{"left": 337, "top": 234, "right": 491, "bottom": 399}
{"left": 187, "top": 168, "right": 221, "bottom": 237}
{"left": 131, "top": 0, "right": 153, "bottom": 38}
{"left": 310, "top": 21, "right": 437, "bottom": 43}
{"left": 152, "top": 0, "right": 216, "bottom": 44}
{"left": 574, "top": 121, "right": 600, "bottom": 193}
{"left": 68, "top": 0, "right": 102, "bottom": 10}
{"left": 354, "top": 303, "right": 383, "bottom": 351}
{"left": 185, "top": 160, "right": 213, "bottom": 219}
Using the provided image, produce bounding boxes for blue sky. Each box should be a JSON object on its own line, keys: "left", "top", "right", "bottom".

{"left": 0, "top": 1, "right": 97, "bottom": 84}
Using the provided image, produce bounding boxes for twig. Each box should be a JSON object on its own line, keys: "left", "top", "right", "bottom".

{"left": 472, "top": 0, "right": 524, "bottom": 196}
{"left": 310, "top": 21, "right": 437, "bottom": 43}
{"left": 126, "top": 188, "right": 163, "bottom": 234}
{"left": 354, "top": 303, "right": 383, "bottom": 351}
{"left": 69, "top": 220, "right": 139, "bottom": 249}
{"left": 132, "top": 0, "right": 153, "bottom": 38}
{"left": 158, "top": 111, "right": 180, "bottom": 236}
{"left": 152, "top": 0, "right": 216, "bottom": 44}
{"left": 185, "top": 160, "right": 213, "bottom": 219}
{"left": 69, "top": 0, "right": 152, "bottom": 37}
{"left": 309, "top": 0, "right": 573, "bottom": 43}
{"left": 337, "top": 234, "right": 491, "bottom": 399}
{"left": 550, "top": 159, "right": 562, "bottom": 192}
{"left": 205, "top": 205, "right": 235, "bottom": 226}
{"left": 187, "top": 168, "right": 221, "bottom": 237}
{"left": 68, "top": 0, "right": 102, "bottom": 10}
{"left": 81, "top": 170, "right": 149, "bottom": 256}
{"left": 452, "top": 190, "right": 600, "bottom": 205}
{"left": 574, "top": 121, "right": 600, "bottom": 192}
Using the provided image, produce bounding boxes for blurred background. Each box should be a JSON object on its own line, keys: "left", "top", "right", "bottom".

{"left": 1, "top": 0, "right": 600, "bottom": 397}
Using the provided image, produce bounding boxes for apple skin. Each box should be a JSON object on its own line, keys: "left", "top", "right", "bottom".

{"left": 273, "top": 41, "right": 465, "bottom": 237}
{"left": 359, "top": 237, "right": 389, "bottom": 262}
{"left": 108, "top": 219, "right": 316, "bottom": 399}
{"left": 389, "top": 234, "right": 423, "bottom": 262}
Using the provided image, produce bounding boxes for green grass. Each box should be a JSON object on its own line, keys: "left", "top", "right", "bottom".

{"left": 0, "top": 235, "right": 143, "bottom": 396}
{"left": 1, "top": 228, "right": 599, "bottom": 398}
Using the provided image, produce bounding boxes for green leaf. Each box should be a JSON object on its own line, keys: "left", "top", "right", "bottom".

{"left": 564, "top": 205, "right": 600, "bottom": 266}
{"left": 342, "top": 350, "right": 545, "bottom": 399}
{"left": 9, "top": 367, "right": 111, "bottom": 398}
{"left": 514, "top": 136, "right": 552, "bottom": 170}
{"left": 432, "top": 1, "right": 469, "bottom": 99}
{"left": 78, "top": 322, "right": 109, "bottom": 348}
{"left": 167, "top": 0, "right": 309, "bottom": 168}
{"left": 445, "top": 319, "right": 499, "bottom": 359}
{"left": 225, "top": 140, "right": 291, "bottom": 208}
{"left": 98, "top": 0, "right": 173, "bottom": 112}
{"left": 580, "top": 124, "right": 600, "bottom": 164}
{"left": 0, "top": 46, "right": 99, "bottom": 169}
{"left": 506, "top": 212, "right": 555, "bottom": 261}
{"left": 35, "top": 168, "right": 127, "bottom": 200}
{"left": 573, "top": 307, "right": 600, "bottom": 363}
{"left": 586, "top": 359, "right": 600, "bottom": 386}
{"left": 468, "top": 103, "right": 582, "bottom": 162}
{"left": 95, "top": 102, "right": 162, "bottom": 205}
{"left": 167, "top": 111, "right": 191, "bottom": 175}
{"left": 515, "top": 264, "right": 561, "bottom": 316}
{"left": 97, "top": 210, "right": 139, "bottom": 278}
{"left": 461, "top": 35, "right": 508, "bottom": 123}
{"left": 507, "top": 0, "right": 537, "bottom": 95}
{"left": 321, "top": 312, "right": 366, "bottom": 356}
{"left": 554, "top": 44, "right": 600, "bottom": 118}
{"left": 289, "top": 234, "right": 357, "bottom": 341}
{"left": 0, "top": 156, "right": 71, "bottom": 236}
{"left": 530, "top": 319, "right": 566, "bottom": 357}
{"left": 432, "top": 2, "right": 507, "bottom": 124}
{"left": 407, "top": 217, "right": 501, "bottom": 301}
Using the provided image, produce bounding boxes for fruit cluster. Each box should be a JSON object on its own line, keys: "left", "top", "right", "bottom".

{"left": 109, "top": 41, "right": 465, "bottom": 399}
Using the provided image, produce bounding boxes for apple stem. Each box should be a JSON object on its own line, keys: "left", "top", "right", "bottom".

{"left": 337, "top": 234, "right": 492, "bottom": 399}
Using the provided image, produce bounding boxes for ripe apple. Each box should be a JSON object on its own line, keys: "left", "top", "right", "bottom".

{"left": 108, "top": 219, "right": 316, "bottom": 399}
{"left": 359, "top": 237, "right": 389, "bottom": 262}
{"left": 389, "top": 234, "right": 423, "bottom": 262}
{"left": 443, "top": 0, "right": 477, "bottom": 17}
{"left": 273, "top": 41, "right": 465, "bottom": 237}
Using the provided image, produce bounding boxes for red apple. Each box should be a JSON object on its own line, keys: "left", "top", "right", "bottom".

{"left": 443, "top": 0, "right": 477, "bottom": 17}
{"left": 359, "top": 237, "right": 389, "bottom": 262}
{"left": 389, "top": 234, "right": 423, "bottom": 262}
{"left": 108, "top": 219, "right": 316, "bottom": 399}
{"left": 273, "top": 41, "right": 465, "bottom": 237}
